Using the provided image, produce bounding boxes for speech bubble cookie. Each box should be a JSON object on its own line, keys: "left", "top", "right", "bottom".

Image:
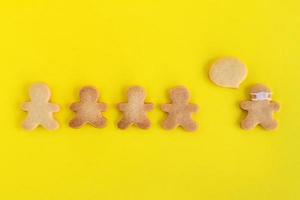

{"left": 209, "top": 58, "right": 248, "bottom": 88}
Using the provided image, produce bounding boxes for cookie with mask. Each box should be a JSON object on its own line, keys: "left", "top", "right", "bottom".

{"left": 240, "top": 84, "right": 280, "bottom": 130}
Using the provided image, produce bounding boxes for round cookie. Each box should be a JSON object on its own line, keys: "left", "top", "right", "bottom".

{"left": 209, "top": 58, "right": 247, "bottom": 88}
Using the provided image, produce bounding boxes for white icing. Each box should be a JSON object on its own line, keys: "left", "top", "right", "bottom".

{"left": 251, "top": 92, "right": 272, "bottom": 101}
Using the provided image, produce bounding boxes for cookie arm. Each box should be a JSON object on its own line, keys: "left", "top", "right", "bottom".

{"left": 240, "top": 101, "right": 252, "bottom": 110}
{"left": 22, "top": 102, "right": 31, "bottom": 111}
{"left": 70, "top": 103, "right": 81, "bottom": 111}
{"left": 186, "top": 104, "right": 198, "bottom": 112}
{"left": 98, "top": 103, "right": 107, "bottom": 111}
{"left": 270, "top": 101, "right": 280, "bottom": 112}
{"left": 144, "top": 103, "right": 154, "bottom": 111}
{"left": 118, "top": 103, "right": 127, "bottom": 111}
{"left": 48, "top": 103, "right": 60, "bottom": 112}
{"left": 161, "top": 104, "right": 172, "bottom": 112}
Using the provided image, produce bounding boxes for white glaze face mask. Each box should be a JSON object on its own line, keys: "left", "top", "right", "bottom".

{"left": 251, "top": 92, "right": 272, "bottom": 101}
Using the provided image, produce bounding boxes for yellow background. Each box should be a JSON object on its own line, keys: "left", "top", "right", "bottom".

{"left": 0, "top": 0, "right": 299, "bottom": 199}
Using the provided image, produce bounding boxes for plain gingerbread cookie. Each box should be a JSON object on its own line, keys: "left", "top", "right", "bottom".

{"left": 161, "top": 86, "right": 199, "bottom": 132}
{"left": 22, "top": 83, "right": 60, "bottom": 131}
{"left": 117, "top": 86, "right": 154, "bottom": 129}
{"left": 69, "top": 86, "right": 107, "bottom": 128}
{"left": 240, "top": 84, "right": 280, "bottom": 130}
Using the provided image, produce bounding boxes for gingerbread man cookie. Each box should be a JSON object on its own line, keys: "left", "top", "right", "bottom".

{"left": 69, "top": 86, "right": 107, "bottom": 128}
{"left": 161, "top": 86, "right": 199, "bottom": 132}
{"left": 117, "top": 86, "right": 154, "bottom": 129}
{"left": 22, "top": 83, "right": 60, "bottom": 130}
{"left": 240, "top": 84, "right": 280, "bottom": 130}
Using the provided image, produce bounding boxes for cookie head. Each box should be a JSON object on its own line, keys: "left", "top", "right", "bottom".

{"left": 80, "top": 87, "right": 99, "bottom": 102}
{"left": 29, "top": 83, "right": 51, "bottom": 102}
{"left": 127, "top": 86, "right": 146, "bottom": 102}
{"left": 250, "top": 84, "right": 272, "bottom": 101}
{"left": 170, "top": 87, "right": 190, "bottom": 104}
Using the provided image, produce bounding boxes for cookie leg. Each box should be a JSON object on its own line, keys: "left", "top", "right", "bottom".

{"left": 69, "top": 117, "right": 85, "bottom": 129}
{"left": 42, "top": 119, "right": 59, "bottom": 130}
{"left": 241, "top": 116, "right": 258, "bottom": 130}
{"left": 23, "top": 118, "right": 38, "bottom": 130}
{"left": 260, "top": 119, "right": 278, "bottom": 130}
{"left": 162, "top": 117, "right": 177, "bottom": 130}
{"left": 91, "top": 117, "right": 107, "bottom": 128}
{"left": 118, "top": 118, "right": 132, "bottom": 129}
{"left": 137, "top": 118, "right": 151, "bottom": 129}
{"left": 181, "top": 119, "right": 198, "bottom": 132}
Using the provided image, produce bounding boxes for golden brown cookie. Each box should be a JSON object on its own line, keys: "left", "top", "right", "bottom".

{"left": 209, "top": 57, "right": 247, "bottom": 88}
{"left": 161, "top": 86, "right": 199, "bottom": 132}
{"left": 69, "top": 86, "right": 107, "bottom": 128}
{"left": 117, "top": 86, "right": 154, "bottom": 129}
{"left": 240, "top": 84, "right": 280, "bottom": 130}
{"left": 22, "top": 83, "right": 60, "bottom": 131}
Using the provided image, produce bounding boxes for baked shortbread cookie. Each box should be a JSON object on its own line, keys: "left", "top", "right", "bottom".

{"left": 22, "top": 83, "right": 60, "bottom": 130}
{"left": 117, "top": 86, "right": 154, "bottom": 129}
{"left": 240, "top": 84, "right": 280, "bottom": 130}
{"left": 209, "top": 57, "right": 247, "bottom": 88}
{"left": 161, "top": 86, "right": 199, "bottom": 132}
{"left": 69, "top": 86, "right": 107, "bottom": 128}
